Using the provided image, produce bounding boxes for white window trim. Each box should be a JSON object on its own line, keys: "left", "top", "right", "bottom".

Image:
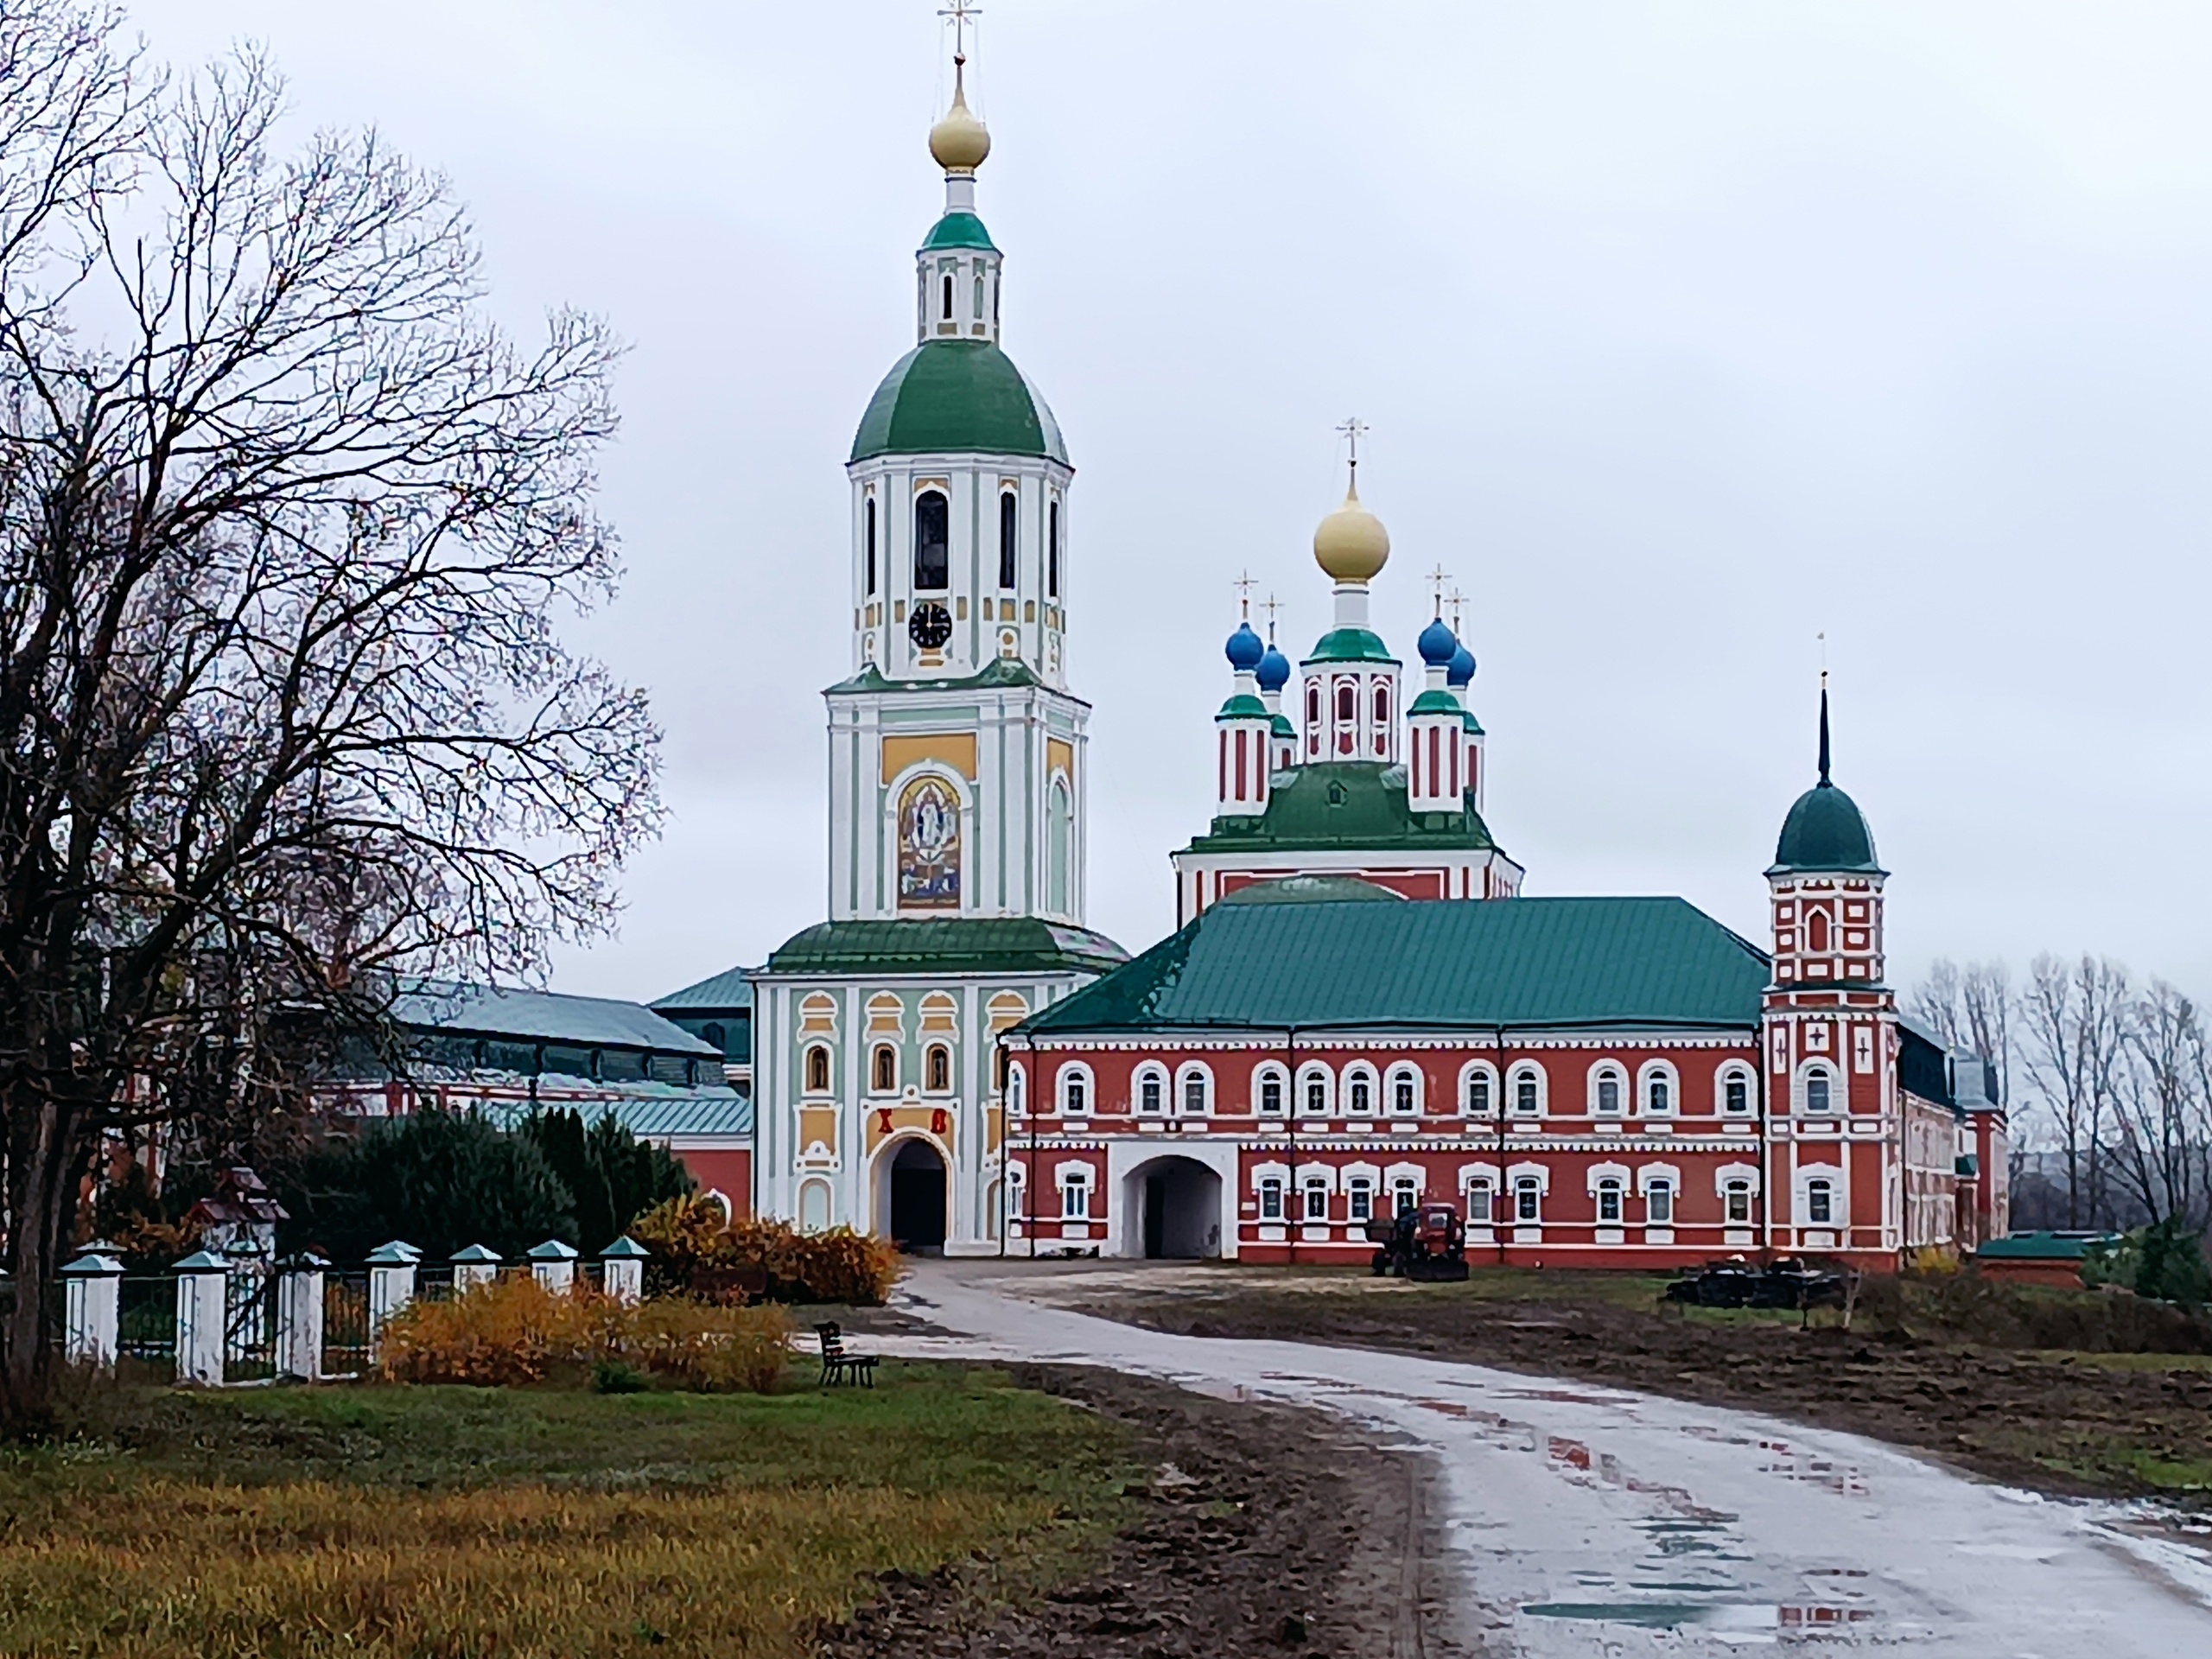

{"left": 1637, "top": 1161, "right": 1682, "bottom": 1197}
{"left": 1793, "top": 1161, "right": 1846, "bottom": 1224}
{"left": 1342, "top": 1061, "right": 1380, "bottom": 1117}
{"left": 1505, "top": 1160, "right": 1552, "bottom": 1194}
{"left": 1585, "top": 1160, "right": 1632, "bottom": 1196}
{"left": 1173, "top": 1060, "right": 1214, "bottom": 1118}
{"left": 1637, "top": 1059, "right": 1680, "bottom": 1118}
{"left": 1507, "top": 1062, "right": 1548, "bottom": 1119}
{"left": 1296, "top": 1165, "right": 1340, "bottom": 1193}
{"left": 1716, "top": 1061, "right": 1757, "bottom": 1116}
{"left": 1384, "top": 1063, "right": 1424, "bottom": 1117}
{"left": 1459, "top": 1160, "right": 1503, "bottom": 1193}
{"left": 1796, "top": 1058, "right": 1840, "bottom": 1115}
{"left": 1059, "top": 1166, "right": 1092, "bottom": 1220}
{"left": 801, "top": 1042, "right": 835, "bottom": 1098}
{"left": 1132, "top": 1061, "right": 1169, "bottom": 1116}
{"left": 1295, "top": 1061, "right": 1335, "bottom": 1117}
{"left": 1588, "top": 1061, "right": 1626, "bottom": 1116}
{"left": 1713, "top": 1160, "right": 1762, "bottom": 1196}
{"left": 1459, "top": 1060, "right": 1499, "bottom": 1118}
{"left": 1383, "top": 1161, "right": 1427, "bottom": 1196}
{"left": 1344, "top": 1173, "right": 1377, "bottom": 1220}
{"left": 1057, "top": 1060, "right": 1095, "bottom": 1117}
{"left": 1249, "top": 1160, "right": 1292, "bottom": 1192}
{"left": 1251, "top": 1062, "right": 1290, "bottom": 1117}
{"left": 1340, "top": 1160, "right": 1382, "bottom": 1190}
{"left": 1006, "top": 1062, "right": 1027, "bottom": 1116}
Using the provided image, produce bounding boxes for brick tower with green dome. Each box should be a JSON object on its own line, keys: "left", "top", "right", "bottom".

{"left": 745, "top": 44, "right": 1124, "bottom": 1255}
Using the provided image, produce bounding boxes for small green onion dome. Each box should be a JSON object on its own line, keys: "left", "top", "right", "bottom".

{"left": 1770, "top": 781, "right": 1881, "bottom": 874}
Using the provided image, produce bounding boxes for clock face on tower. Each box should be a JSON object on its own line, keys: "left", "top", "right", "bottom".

{"left": 908, "top": 601, "right": 953, "bottom": 650}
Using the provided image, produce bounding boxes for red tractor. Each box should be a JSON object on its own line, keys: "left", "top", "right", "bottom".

{"left": 1364, "top": 1201, "right": 1471, "bottom": 1281}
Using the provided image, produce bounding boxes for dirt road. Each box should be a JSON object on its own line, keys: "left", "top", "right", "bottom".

{"left": 893, "top": 1260, "right": 2212, "bottom": 1657}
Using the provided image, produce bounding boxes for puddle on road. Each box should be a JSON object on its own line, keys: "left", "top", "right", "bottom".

{"left": 1522, "top": 1601, "right": 1873, "bottom": 1631}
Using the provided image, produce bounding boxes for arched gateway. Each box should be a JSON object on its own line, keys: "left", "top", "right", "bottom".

{"left": 1121, "top": 1154, "right": 1224, "bottom": 1260}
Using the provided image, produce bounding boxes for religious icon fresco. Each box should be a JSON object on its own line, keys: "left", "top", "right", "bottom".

{"left": 898, "top": 775, "right": 961, "bottom": 908}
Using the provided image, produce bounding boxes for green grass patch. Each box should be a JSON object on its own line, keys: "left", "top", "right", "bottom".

{"left": 0, "top": 1364, "right": 1134, "bottom": 1657}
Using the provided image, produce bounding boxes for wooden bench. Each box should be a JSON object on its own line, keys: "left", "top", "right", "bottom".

{"left": 815, "top": 1321, "right": 879, "bottom": 1388}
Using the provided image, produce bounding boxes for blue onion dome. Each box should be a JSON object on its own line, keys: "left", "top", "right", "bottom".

{"left": 1417, "top": 616, "right": 1459, "bottom": 667}
{"left": 1446, "top": 643, "right": 1476, "bottom": 687}
{"left": 1255, "top": 642, "right": 1291, "bottom": 692}
{"left": 1224, "top": 621, "right": 1266, "bottom": 671}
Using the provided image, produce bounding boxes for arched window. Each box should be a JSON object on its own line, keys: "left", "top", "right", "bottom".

{"left": 998, "top": 492, "right": 1018, "bottom": 589}
{"left": 941, "top": 272, "right": 953, "bottom": 320}
{"left": 1058, "top": 1064, "right": 1090, "bottom": 1117}
{"left": 1641, "top": 1063, "right": 1676, "bottom": 1117}
{"left": 1048, "top": 779, "right": 1072, "bottom": 915}
{"left": 1346, "top": 1175, "right": 1374, "bottom": 1223}
{"left": 1060, "top": 1167, "right": 1090, "bottom": 1219}
{"left": 1808, "top": 909, "right": 1830, "bottom": 952}
{"left": 973, "top": 270, "right": 985, "bottom": 319}
{"left": 804, "top": 1046, "right": 830, "bottom": 1094}
{"left": 1374, "top": 685, "right": 1389, "bottom": 726}
{"left": 1258, "top": 1176, "right": 1285, "bottom": 1220}
{"left": 913, "top": 491, "right": 949, "bottom": 591}
{"left": 1645, "top": 1178, "right": 1675, "bottom": 1224}
{"left": 1344, "top": 1065, "right": 1375, "bottom": 1116}
{"left": 1509, "top": 1064, "right": 1545, "bottom": 1118}
{"left": 1177, "top": 1064, "right": 1211, "bottom": 1116}
{"left": 864, "top": 496, "right": 877, "bottom": 594}
{"left": 1803, "top": 1065, "right": 1834, "bottom": 1114}
{"left": 1388, "top": 1065, "right": 1421, "bottom": 1117}
{"left": 1461, "top": 1064, "right": 1496, "bottom": 1117}
{"left": 799, "top": 1179, "right": 831, "bottom": 1233}
{"left": 1135, "top": 1065, "right": 1166, "bottom": 1116}
{"left": 1046, "top": 499, "right": 1060, "bottom": 597}
{"left": 1392, "top": 1177, "right": 1418, "bottom": 1216}
{"left": 1254, "top": 1065, "right": 1287, "bottom": 1116}
{"left": 925, "top": 1044, "right": 950, "bottom": 1093}
{"left": 1596, "top": 1177, "right": 1624, "bottom": 1224}
{"left": 871, "top": 1045, "right": 897, "bottom": 1094}
{"left": 1805, "top": 1179, "right": 1834, "bottom": 1224}
{"left": 1464, "top": 1176, "right": 1493, "bottom": 1223}
{"left": 1337, "top": 684, "right": 1355, "bottom": 723}
{"left": 1297, "top": 1063, "right": 1332, "bottom": 1117}
{"left": 1724, "top": 1179, "right": 1753, "bottom": 1224}
{"left": 1514, "top": 1176, "right": 1542, "bottom": 1223}
{"left": 1721, "top": 1067, "right": 1752, "bottom": 1116}
{"left": 1306, "top": 684, "right": 1320, "bottom": 728}
{"left": 1593, "top": 1066, "right": 1623, "bottom": 1116}
{"left": 1007, "top": 1063, "right": 1026, "bottom": 1115}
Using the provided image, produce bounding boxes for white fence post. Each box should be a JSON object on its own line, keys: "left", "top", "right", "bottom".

{"left": 451, "top": 1243, "right": 501, "bottom": 1291}
{"left": 527, "top": 1239, "right": 579, "bottom": 1294}
{"left": 60, "top": 1249, "right": 125, "bottom": 1370}
{"left": 276, "top": 1254, "right": 327, "bottom": 1381}
{"left": 174, "top": 1250, "right": 228, "bottom": 1386}
{"left": 365, "top": 1240, "right": 421, "bottom": 1359}
{"left": 601, "top": 1236, "right": 648, "bottom": 1305}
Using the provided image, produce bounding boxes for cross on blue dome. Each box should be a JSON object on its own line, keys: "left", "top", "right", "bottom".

{"left": 1447, "top": 643, "right": 1477, "bottom": 686}
{"left": 1224, "top": 621, "right": 1266, "bottom": 671}
{"left": 1255, "top": 642, "right": 1291, "bottom": 692}
{"left": 1417, "top": 616, "right": 1459, "bottom": 667}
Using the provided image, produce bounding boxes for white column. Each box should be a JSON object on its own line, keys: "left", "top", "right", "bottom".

{"left": 276, "top": 1255, "right": 327, "bottom": 1382}
{"left": 174, "top": 1250, "right": 228, "bottom": 1386}
{"left": 60, "top": 1249, "right": 124, "bottom": 1370}
{"left": 601, "top": 1237, "right": 648, "bottom": 1305}
{"left": 527, "top": 1239, "right": 579, "bottom": 1294}
{"left": 365, "top": 1240, "right": 421, "bottom": 1357}
{"left": 451, "top": 1244, "right": 502, "bottom": 1291}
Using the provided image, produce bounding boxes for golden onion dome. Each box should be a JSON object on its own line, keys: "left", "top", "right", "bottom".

{"left": 1313, "top": 475, "right": 1390, "bottom": 582}
{"left": 929, "top": 65, "right": 991, "bottom": 173}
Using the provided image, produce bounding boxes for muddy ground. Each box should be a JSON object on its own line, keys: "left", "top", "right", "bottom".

{"left": 816, "top": 1362, "right": 1476, "bottom": 1659}
{"left": 1044, "top": 1273, "right": 2212, "bottom": 1505}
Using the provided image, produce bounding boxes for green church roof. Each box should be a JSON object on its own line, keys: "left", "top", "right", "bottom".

{"left": 764, "top": 917, "right": 1127, "bottom": 979}
{"left": 1303, "top": 626, "right": 1396, "bottom": 665}
{"left": 921, "top": 211, "right": 997, "bottom": 251}
{"left": 1407, "top": 689, "right": 1461, "bottom": 717}
{"left": 850, "top": 340, "right": 1069, "bottom": 465}
{"left": 826, "top": 657, "right": 1051, "bottom": 696}
{"left": 1770, "top": 781, "right": 1882, "bottom": 874}
{"left": 1270, "top": 714, "right": 1297, "bottom": 739}
{"left": 1180, "top": 761, "right": 1498, "bottom": 856}
{"left": 1216, "top": 692, "right": 1270, "bottom": 721}
{"left": 1021, "top": 893, "right": 1771, "bottom": 1036}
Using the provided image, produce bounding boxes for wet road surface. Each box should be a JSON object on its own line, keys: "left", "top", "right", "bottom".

{"left": 893, "top": 1260, "right": 2212, "bottom": 1656}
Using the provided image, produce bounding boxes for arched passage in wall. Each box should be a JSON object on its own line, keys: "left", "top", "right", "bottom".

{"left": 1122, "top": 1154, "right": 1224, "bottom": 1260}
{"left": 879, "top": 1135, "right": 948, "bottom": 1254}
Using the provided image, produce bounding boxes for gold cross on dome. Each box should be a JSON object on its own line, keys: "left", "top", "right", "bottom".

{"left": 1260, "top": 593, "right": 1282, "bottom": 640}
{"left": 1232, "top": 570, "right": 1255, "bottom": 618}
{"left": 939, "top": 1, "right": 982, "bottom": 58}
{"left": 1447, "top": 587, "right": 1466, "bottom": 632}
{"left": 1427, "top": 565, "right": 1450, "bottom": 614}
{"left": 1336, "top": 416, "right": 1369, "bottom": 471}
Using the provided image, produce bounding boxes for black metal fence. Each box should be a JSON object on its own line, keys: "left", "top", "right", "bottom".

{"left": 324, "top": 1271, "right": 371, "bottom": 1377}
{"left": 117, "top": 1274, "right": 176, "bottom": 1383}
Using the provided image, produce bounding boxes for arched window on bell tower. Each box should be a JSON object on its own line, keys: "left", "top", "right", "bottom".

{"left": 864, "top": 496, "right": 878, "bottom": 595}
{"left": 998, "top": 492, "right": 1018, "bottom": 589}
{"left": 914, "top": 491, "right": 949, "bottom": 591}
{"left": 1046, "top": 499, "right": 1061, "bottom": 598}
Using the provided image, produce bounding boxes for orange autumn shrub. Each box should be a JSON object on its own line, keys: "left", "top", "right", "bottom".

{"left": 630, "top": 1196, "right": 901, "bottom": 1305}
{"left": 377, "top": 1273, "right": 791, "bottom": 1390}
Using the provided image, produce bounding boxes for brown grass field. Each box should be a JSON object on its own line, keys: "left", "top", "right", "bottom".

{"left": 0, "top": 1365, "right": 1134, "bottom": 1657}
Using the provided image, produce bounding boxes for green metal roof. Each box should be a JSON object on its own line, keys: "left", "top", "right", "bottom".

{"left": 1217, "top": 692, "right": 1270, "bottom": 721}
{"left": 1770, "top": 781, "right": 1882, "bottom": 874}
{"left": 921, "top": 211, "right": 997, "bottom": 251}
{"left": 393, "top": 982, "right": 717, "bottom": 1058}
{"left": 826, "top": 657, "right": 1044, "bottom": 696}
{"left": 1974, "top": 1231, "right": 2120, "bottom": 1262}
{"left": 1463, "top": 709, "right": 1484, "bottom": 734}
{"left": 1022, "top": 893, "right": 1771, "bottom": 1036}
{"left": 476, "top": 1090, "right": 754, "bottom": 1141}
{"left": 850, "top": 340, "right": 1069, "bottom": 465}
{"left": 652, "top": 966, "right": 755, "bottom": 1013}
{"left": 1270, "top": 714, "right": 1296, "bottom": 739}
{"left": 1180, "top": 761, "right": 1498, "bottom": 856}
{"left": 1303, "top": 626, "right": 1395, "bottom": 665}
{"left": 1408, "top": 689, "right": 1461, "bottom": 717}
{"left": 765, "top": 917, "right": 1127, "bottom": 979}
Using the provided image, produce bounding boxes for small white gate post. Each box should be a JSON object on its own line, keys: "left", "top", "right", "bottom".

{"left": 601, "top": 1236, "right": 648, "bottom": 1306}
{"left": 276, "top": 1254, "right": 328, "bottom": 1382}
{"left": 365, "top": 1240, "right": 421, "bottom": 1357}
{"left": 451, "top": 1243, "right": 501, "bottom": 1291}
{"left": 527, "top": 1238, "right": 579, "bottom": 1294}
{"left": 174, "top": 1250, "right": 228, "bottom": 1386}
{"left": 60, "top": 1249, "right": 125, "bottom": 1370}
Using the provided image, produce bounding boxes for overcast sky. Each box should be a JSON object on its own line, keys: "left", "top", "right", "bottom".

{"left": 130, "top": 1, "right": 2212, "bottom": 1005}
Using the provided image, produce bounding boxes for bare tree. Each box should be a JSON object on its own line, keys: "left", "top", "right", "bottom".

{"left": 2018, "top": 955, "right": 2133, "bottom": 1229}
{"left": 2107, "top": 982, "right": 2211, "bottom": 1232}
{"left": 1910, "top": 956, "right": 2012, "bottom": 1102}
{"left": 0, "top": 6, "right": 658, "bottom": 1429}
